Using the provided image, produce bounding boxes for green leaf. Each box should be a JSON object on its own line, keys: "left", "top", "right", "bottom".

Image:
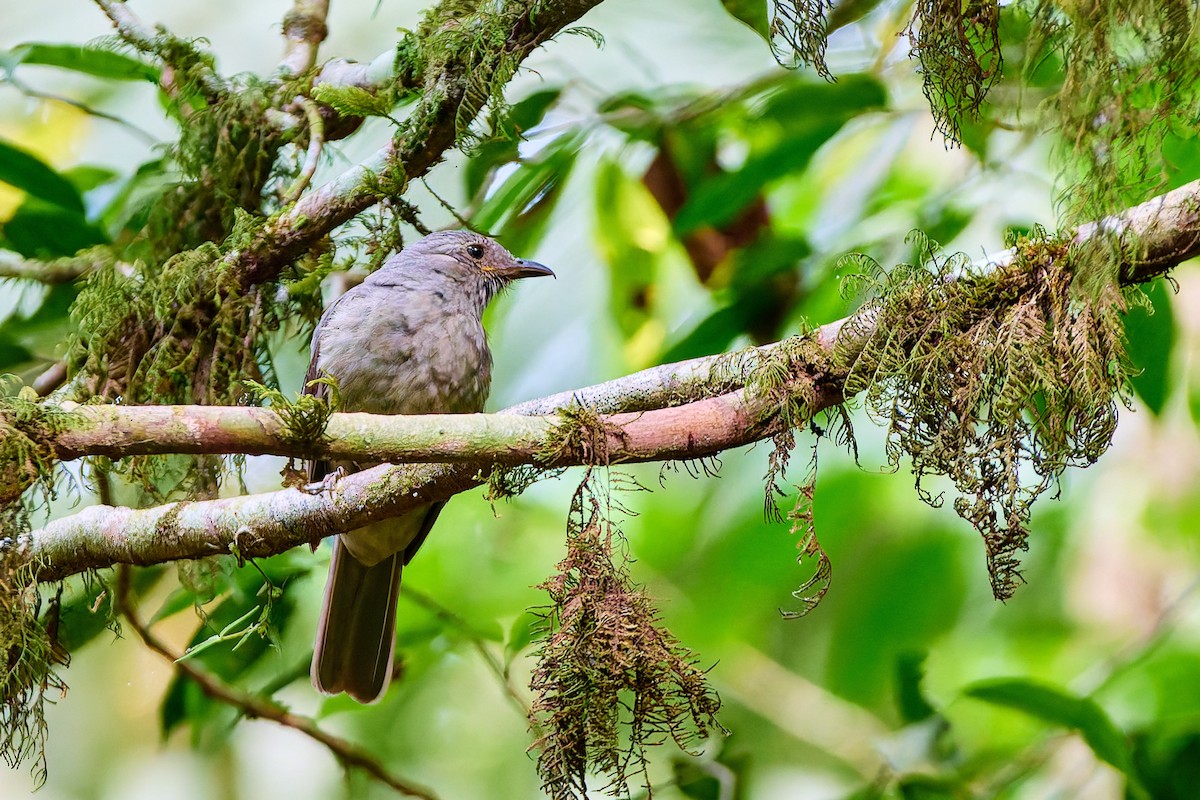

{"left": 148, "top": 586, "right": 201, "bottom": 626}
{"left": 895, "top": 651, "right": 937, "bottom": 724}
{"left": 311, "top": 84, "right": 394, "bottom": 118}
{"left": 1, "top": 197, "right": 107, "bottom": 258}
{"left": 504, "top": 612, "right": 540, "bottom": 664}
{"left": 63, "top": 165, "right": 119, "bottom": 194}
{"left": 594, "top": 157, "right": 668, "bottom": 336}
{"left": 507, "top": 87, "right": 563, "bottom": 134}
{"left": 896, "top": 775, "right": 963, "bottom": 800}
{"left": 826, "top": 0, "right": 888, "bottom": 34}
{"left": 3, "top": 42, "right": 159, "bottom": 82}
{"left": 0, "top": 138, "right": 84, "bottom": 212}
{"left": 673, "top": 75, "right": 886, "bottom": 235}
{"left": 1124, "top": 280, "right": 1175, "bottom": 416}
{"left": 1131, "top": 719, "right": 1200, "bottom": 800}
{"left": 964, "top": 679, "right": 1137, "bottom": 779}
{"left": 721, "top": 0, "right": 771, "bottom": 41}
{"left": 472, "top": 134, "right": 579, "bottom": 235}
{"left": 0, "top": 332, "right": 32, "bottom": 370}
{"left": 659, "top": 304, "right": 750, "bottom": 364}
{"left": 466, "top": 88, "right": 565, "bottom": 200}
{"left": 56, "top": 566, "right": 165, "bottom": 652}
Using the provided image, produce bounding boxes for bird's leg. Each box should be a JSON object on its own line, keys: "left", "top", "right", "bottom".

{"left": 302, "top": 465, "right": 347, "bottom": 495}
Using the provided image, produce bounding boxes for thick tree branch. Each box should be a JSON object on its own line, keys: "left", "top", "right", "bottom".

{"left": 18, "top": 178, "right": 1200, "bottom": 582}
{"left": 43, "top": 385, "right": 824, "bottom": 465}
{"left": 24, "top": 385, "right": 829, "bottom": 582}
{"left": 113, "top": 566, "right": 438, "bottom": 799}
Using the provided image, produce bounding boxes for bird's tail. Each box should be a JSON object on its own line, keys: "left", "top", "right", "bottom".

{"left": 311, "top": 537, "right": 401, "bottom": 703}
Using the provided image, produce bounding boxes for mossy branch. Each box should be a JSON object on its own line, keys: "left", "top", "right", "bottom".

{"left": 13, "top": 177, "right": 1200, "bottom": 584}
{"left": 0, "top": 250, "right": 132, "bottom": 285}
{"left": 231, "top": 0, "right": 606, "bottom": 287}
{"left": 22, "top": 395, "right": 782, "bottom": 467}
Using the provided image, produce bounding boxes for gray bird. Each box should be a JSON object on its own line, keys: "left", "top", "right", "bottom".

{"left": 306, "top": 230, "right": 554, "bottom": 703}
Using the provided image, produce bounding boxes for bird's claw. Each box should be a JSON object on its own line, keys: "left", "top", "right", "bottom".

{"left": 302, "top": 466, "right": 347, "bottom": 495}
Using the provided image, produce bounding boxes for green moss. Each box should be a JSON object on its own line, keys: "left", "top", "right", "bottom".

{"left": 1033, "top": 0, "right": 1200, "bottom": 230}
{"left": 0, "top": 546, "right": 63, "bottom": 788}
{"left": 0, "top": 395, "right": 66, "bottom": 508}
{"left": 835, "top": 230, "right": 1129, "bottom": 599}
{"left": 908, "top": 0, "right": 1002, "bottom": 143}
{"left": 530, "top": 472, "right": 723, "bottom": 800}
{"left": 243, "top": 379, "right": 336, "bottom": 451}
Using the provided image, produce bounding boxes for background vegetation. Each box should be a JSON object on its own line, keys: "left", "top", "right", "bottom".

{"left": 2, "top": 1, "right": 1200, "bottom": 799}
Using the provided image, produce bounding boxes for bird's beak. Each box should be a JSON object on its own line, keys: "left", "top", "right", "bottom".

{"left": 497, "top": 259, "right": 555, "bottom": 280}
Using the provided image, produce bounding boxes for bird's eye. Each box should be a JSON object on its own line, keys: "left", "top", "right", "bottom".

{"left": 466, "top": 243, "right": 485, "bottom": 259}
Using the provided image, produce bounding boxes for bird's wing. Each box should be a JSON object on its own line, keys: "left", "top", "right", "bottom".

{"left": 304, "top": 292, "right": 345, "bottom": 483}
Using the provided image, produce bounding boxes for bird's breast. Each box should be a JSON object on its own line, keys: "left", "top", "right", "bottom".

{"left": 316, "top": 291, "right": 492, "bottom": 415}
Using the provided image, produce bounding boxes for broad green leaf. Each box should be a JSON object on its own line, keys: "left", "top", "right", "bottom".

{"left": 827, "top": 0, "right": 888, "bottom": 34}
{"left": 466, "top": 88, "right": 564, "bottom": 200}
{"left": 1124, "top": 280, "right": 1175, "bottom": 416}
{"left": 1131, "top": 718, "right": 1200, "bottom": 800}
{"left": 964, "top": 678, "right": 1138, "bottom": 782}
{"left": 659, "top": 304, "right": 749, "bottom": 363}
{"left": 0, "top": 139, "right": 84, "bottom": 212}
{"left": 1, "top": 197, "right": 107, "bottom": 257}
{"left": 472, "top": 133, "right": 579, "bottom": 235}
{"left": 149, "top": 585, "right": 204, "bottom": 627}
{"left": 63, "top": 165, "right": 119, "bottom": 193}
{"left": 3, "top": 42, "right": 159, "bottom": 82}
{"left": 594, "top": 157, "right": 669, "bottom": 336}
{"left": 673, "top": 75, "right": 886, "bottom": 234}
{"left": 721, "top": 0, "right": 771, "bottom": 41}
{"left": 0, "top": 283, "right": 79, "bottom": 367}
{"left": 508, "top": 87, "right": 563, "bottom": 133}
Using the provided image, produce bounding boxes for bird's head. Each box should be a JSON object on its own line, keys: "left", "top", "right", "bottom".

{"left": 369, "top": 230, "right": 553, "bottom": 306}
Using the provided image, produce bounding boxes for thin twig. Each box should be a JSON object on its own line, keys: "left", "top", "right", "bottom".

{"left": 421, "top": 179, "right": 478, "bottom": 233}
{"left": 92, "top": 0, "right": 160, "bottom": 52}
{"left": 283, "top": 97, "right": 326, "bottom": 205}
{"left": 92, "top": 0, "right": 224, "bottom": 98}
{"left": 3, "top": 76, "right": 158, "bottom": 144}
{"left": 0, "top": 252, "right": 92, "bottom": 284}
{"left": 31, "top": 362, "right": 68, "bottom": 398}
{"left": 112, "top": 565, "right": 439, "bottom": 799}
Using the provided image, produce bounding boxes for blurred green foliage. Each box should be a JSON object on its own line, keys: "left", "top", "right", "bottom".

{"left": 2, "top": 0, "right": 1200, "bottom": 799}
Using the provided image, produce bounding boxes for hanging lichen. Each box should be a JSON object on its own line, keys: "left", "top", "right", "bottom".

{"left": 530, "top": 471, "right": 723, "bottom": 800}
{"left": 907, "top": 0, "right": 1002, "bottom": 143}
{"left": 768, "top": 0, "right": 832, "bottom": 78}
{"left": 0, "top": 548, "right": 64, "bottom": 789}
{"left": 1032, "top": 0, "right": 1200, "bottom": 223}
{"left": 834, "top": 230, "right": 1130, "bottom": 599}
{"left": 730, "top": 334, "right": 848, "bottom": 616}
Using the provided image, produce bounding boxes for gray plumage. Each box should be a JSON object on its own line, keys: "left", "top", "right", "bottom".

{"left": 307, "top": 230, "right": 553, "bottom": 703}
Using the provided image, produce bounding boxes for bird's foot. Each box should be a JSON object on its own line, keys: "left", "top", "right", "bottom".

{"left": 302, "top": 466, "right": 347, "bottom": 495}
